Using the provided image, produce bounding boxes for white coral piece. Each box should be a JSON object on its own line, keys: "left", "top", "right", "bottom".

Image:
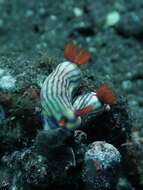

{"left": 0, "top": 71, "right": 16, "bottom": 91}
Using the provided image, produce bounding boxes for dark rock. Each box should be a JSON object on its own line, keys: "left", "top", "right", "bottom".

{"left": 116, "top": 12, "right": 143, "bottom": 38}
{"left": 34, "top": 128, "right": 74, "bottom": 153}
{"left": 0, "top": 128, "right": 79, "bottom": 189}
{"left": 2, "top": 148, "right": 49, "bottom": 189}
{"left": 74, "top": 130, "right": 87, "bottom": 144}
{"left": 73, "top": 130, "right": 87, "bottom": 165}
{"left": 0, "top": 168, "right": 12, "bottom": 189}
{"left": 80, "top": 96, "right": 131, "bottom": 148}
{"left": 121, "top": 131, "right": 143, "bottom": 189}
{"left": 82, "top": 141, "right": 121, "bottom": 190}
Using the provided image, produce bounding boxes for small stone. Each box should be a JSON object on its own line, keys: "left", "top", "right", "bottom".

{"left": 50, "top": 15, "right": 57, "bottom": 21}
{"left": 0, "top": 75, "right": 16, "bottom": 91}
{"left": 74, "top": 130, "right": 87, "bottom": 144}
{"left": 128, "top": 99, "right": 138, "bottom": 107}
{"left": 25, "top": 10, "right": 33, "bottom": 17}
{"left": 117, "top": 177, "right": 133, "bottom": 190}
{"left": 122, "top": 80, "right": 132, "bottom": 90}
{"left": 86, "top": 37, "right": 91, "bottom": 43}
{"left": 82, "top": 141, "right": 121, "bottom": 190}
{"left": 0, "top": 68, "right": 4, "bottom": 76}
{"left": 116, "top": 12, "right": 143, "bottom": 37}
{"left": 106, "top": 11, "right": 120, "bottom": 27}
{"left": 39, "top": 8, "right": 45, "bottom": 15}
{"left": 73, "top": 7, "right": 83, "bottom": 17}
{"left": 85, "top": 141, "right": 121, "bottom": 169}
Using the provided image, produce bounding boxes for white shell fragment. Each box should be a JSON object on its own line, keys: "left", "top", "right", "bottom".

{"left": 0, "top": 69, "right": 16, "bottom": 91}
{"left": 106, "top": 11, "right": 120, "bottom": 27}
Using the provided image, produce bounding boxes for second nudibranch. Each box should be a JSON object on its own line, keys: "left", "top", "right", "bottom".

{"left": 73, "top": 92, "right": 105, "bottom": 117}
{"left": 73, "top": 85, "right": 116, "bottom": 117}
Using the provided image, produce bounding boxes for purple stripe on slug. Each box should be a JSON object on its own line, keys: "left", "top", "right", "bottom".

{"left": 82, "top": 93, "right": 92, "bottom": 108}
{"left": 76, "top": 93, "right": 90, "bottom": 109}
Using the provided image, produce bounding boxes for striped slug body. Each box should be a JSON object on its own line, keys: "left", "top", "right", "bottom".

{"left": 73, "top": 92, "right": 106, "bottom": 117}
{"left": 41, "top": 61, "right": 82, "bottom": 130}
{"left": 41, "top": 43, "right": 91, "bottom": 130}
{"left": 73, "top": 84, "right": 116, "bottom": 118}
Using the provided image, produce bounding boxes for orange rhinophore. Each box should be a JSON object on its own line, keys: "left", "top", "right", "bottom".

{"left": 74, "top": 49, "right": 91, "bottom": 65}
{"left": 64, "top": 42, "right": 90, "bottom": 65}
{"left": 75, "top": 105, "right": 93, "bottom": 117}
{"left": 64, "top": 43, "right": 77, "bottom": 62}
{"left": 96, "top": 84, "right": 116, "bottom": 105}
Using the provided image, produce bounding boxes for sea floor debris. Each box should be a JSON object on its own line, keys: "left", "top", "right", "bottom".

{"left": 0, "top": 81, "right": 134, "bottom": 190}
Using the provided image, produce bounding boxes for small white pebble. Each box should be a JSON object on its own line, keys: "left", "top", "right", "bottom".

{"left": 89, "top": 47, "right": 96, "bottom": 53}
{"left": 50, "top": 15, "right": 57, "bottom": 21}
{"left": 73, "top": 7, "right": 83, "bottom": 17}
{"left": 42, "top": 42, "right": 47, "bottom": 48}
{"left": 79, "top": 22, "right": 86, "bottom": 27}
{"left": 128, "top": 100, "right": 138, "bottom": 107}
{"left": 0, "top": 75, "right": 16, "bottom": 90}
{"left": 25, "top": 10, "right": 33, "bottom": 17}
{"left": 39, "top": 7, "right": 45, "bottom": 15}
{"left": 105, "top": 105, "right": 111, "bottom": 111}
{"left": 0, "top": 68, "right": 5, "bottom": 76}
{"left": 122, "top": 80, "right": 132, "bottom": 90}
{"left": 86, "top": 37, "right": 91, "bottom": 43}
{"left": 106, "top": 11, "right": 120, "bottom": 27}
{"left": 126, "top": 72, "right": 132, "bottom": 78}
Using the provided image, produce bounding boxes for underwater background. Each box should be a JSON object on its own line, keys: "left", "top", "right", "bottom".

{"left": 0, "top": 0, "right": 143, "bottom": 190}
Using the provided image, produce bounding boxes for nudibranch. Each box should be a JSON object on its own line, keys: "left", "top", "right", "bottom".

{"left": 73, "top": 92, "right": 105, "bottom": 117}
{"left": 40, "top": 43, "right": 90, "bottom": 130}
{"left": 41, "top": 43, "right": 116, "bottom": 130}
{"left": 73, "top": 86, "right": 116, "bottom": 117}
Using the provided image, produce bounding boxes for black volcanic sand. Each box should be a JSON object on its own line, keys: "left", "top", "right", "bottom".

{"left": 0, "top": 1, "right": 143, "bottom": 190}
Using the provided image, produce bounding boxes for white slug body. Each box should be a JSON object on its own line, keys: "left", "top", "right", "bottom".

{"left": 41, "top": 61, "right": 81, "bottom": 130}
{"left": 73, "top": 92, "right": 105, "bottom": 114}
